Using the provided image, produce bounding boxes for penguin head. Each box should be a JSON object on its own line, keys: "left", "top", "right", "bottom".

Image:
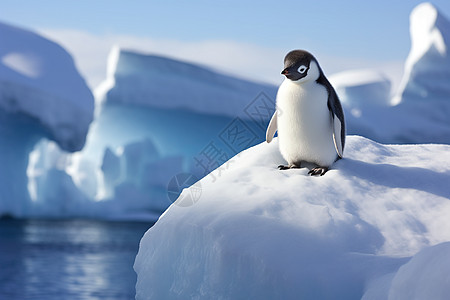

{"left": 281, "top": 50, "right": 321, "bottom": 83}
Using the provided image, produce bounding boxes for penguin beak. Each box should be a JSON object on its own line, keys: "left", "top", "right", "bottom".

{"left": 281, "top": 68, "right": 289, "bottom": 76}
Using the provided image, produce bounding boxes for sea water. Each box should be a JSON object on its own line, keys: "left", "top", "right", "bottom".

{"left": 0, "top": 218, "right": 152, "bottom": 299}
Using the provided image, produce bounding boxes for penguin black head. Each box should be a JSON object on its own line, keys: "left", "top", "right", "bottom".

{"left": 281, "top": 50, "right": 321, "bottom": 82}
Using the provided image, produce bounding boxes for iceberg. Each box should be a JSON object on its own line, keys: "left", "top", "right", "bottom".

{"left": 61, "top": 48, "right": 276, "bottom": 218}
{"left": 330, "top": 69, "right": 391, "bottom": 108}
{"left": 134, "top": 136, "right": 450, "bottom": 299}
{"left": 393, "top": 2, "right": 450, "bottom": 104}
{"left": 3, "top": 2, "right": 450, "bottom": 221}
{"left": 0, "top": 22, "right": 94, "bottom": 217}
{"left": 96, "top": 47, "right": 277, "bottom": 119}
{"left": 330, "top": 3, "right": 450, "bottom": 144}
{"left": 7, "top": 45, "right": 277, "bottom": 221}
{"left": 30, "top": 48, "right": 277, "bottom": 221}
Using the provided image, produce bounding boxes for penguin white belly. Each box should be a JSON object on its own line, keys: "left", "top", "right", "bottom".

{"left": 276, "top": 80, "right": 337, "bottom": 167}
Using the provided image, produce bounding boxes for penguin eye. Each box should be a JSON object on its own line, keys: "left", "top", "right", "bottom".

{"left": 298, "top": 65, "right": 308, "bottom": 74}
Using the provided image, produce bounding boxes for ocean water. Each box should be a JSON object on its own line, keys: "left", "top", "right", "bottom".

{"left": 0, "top": 218, "right": 152, "bottom": 300}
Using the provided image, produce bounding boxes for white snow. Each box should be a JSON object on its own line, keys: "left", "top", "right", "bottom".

{"left": 135, "top": 135, "right": 450, "bottom": 299}
{"left": 95, "top": 47, "right": 276, "bottom": 119}
{"left": 388, "top": 242, "right": 450, "bottom": 300}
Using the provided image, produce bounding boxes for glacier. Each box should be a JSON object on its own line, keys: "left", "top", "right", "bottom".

{"left": 0, "top": 22, "right": 94, "bottom": 217}
{"left": 135, "top": 136, "right": 450, "bottom": 299}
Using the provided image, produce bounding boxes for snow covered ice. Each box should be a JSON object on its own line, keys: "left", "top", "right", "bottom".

{"left": 134, "top": 3, "right": 450, "bottom": 298}
{"left": 135, "top": 136, "right": 450, "bottom": 299}
{"left": 387, "top": 242, "right": 450, "bottom": 300}
{"left": 0, "top": 23, "right": 93, "bottom": 151}
{"left": 0, "top": 22, "right": 94, "bottom": 216}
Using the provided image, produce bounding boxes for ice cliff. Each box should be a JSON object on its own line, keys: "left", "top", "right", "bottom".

{"left": 135, "top": 136, "right": 450, "bottom": 299}
{"left": 0, "top": 22, "right": 94, "bottom": 216}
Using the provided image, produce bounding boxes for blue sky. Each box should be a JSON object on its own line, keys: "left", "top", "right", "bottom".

{"left": 1, "top": 1, "right": 450, "bottom": 88}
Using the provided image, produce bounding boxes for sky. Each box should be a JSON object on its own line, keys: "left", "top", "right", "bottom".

{"left": 1, "top": 1, "right": 450, "bottom": 90}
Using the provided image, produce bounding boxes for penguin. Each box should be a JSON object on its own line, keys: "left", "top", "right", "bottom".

{"left": 266, "top": 50, "right": 345, "bottom": 176}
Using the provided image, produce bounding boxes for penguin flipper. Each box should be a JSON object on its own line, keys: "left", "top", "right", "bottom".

{"left": 266, "top": 111, "right": 278, "bottom": 143}
{"left": 332, "top": 115, "right": 344, "bottom": 158}
{"left": 326, "top": 87, "right": 345, "bottom": 158}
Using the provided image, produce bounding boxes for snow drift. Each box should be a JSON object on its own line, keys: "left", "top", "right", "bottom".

{"left": 135, "top": 136, "right": 450, "bottom": 299}
{"left": 0, "top": 22, "right": 94, "bottom": 216}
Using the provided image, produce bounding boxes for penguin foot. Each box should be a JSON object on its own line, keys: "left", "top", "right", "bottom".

{"left": 308, "top": 167, "right": 328, "bottom": 176}
{"left": 278, "top": 163, "right": 301, "bottom": 170}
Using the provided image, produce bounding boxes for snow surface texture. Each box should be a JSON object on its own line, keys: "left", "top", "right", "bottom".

{"left": 330, "top": 3, "right": 450, "bottom": 144}
{"left": 135, "top": 136, "right": 450, "bottom": 299}
{"left": 0, "top": 22, "right": 94, "bottom": 216}
{"left": 95, "top": 47, "right": 276, "bottom": 119}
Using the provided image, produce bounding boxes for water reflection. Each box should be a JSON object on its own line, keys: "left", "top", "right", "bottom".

{"left": 0, "top": 218, "right": 152, "bottom": 299}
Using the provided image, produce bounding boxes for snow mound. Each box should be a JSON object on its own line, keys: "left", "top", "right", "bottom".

{"left": 388, "top": 242, "right": 450, "bottom": 300}
{"left": 95, "top": 48, "right": 276, "bottom": 118}
{"left": 135, "top": 136, "right": 450, "bottom": 299}
{"left": 393, "top": 2, "right": 450, "bottom": 104}
{"left": 329, "top": 70, "right": 391, "bottom": 107}
{"left": 0, "top": 22, "right": 94, "bottom": 151}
